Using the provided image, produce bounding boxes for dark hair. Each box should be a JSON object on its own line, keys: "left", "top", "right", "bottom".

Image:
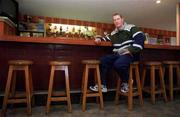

{"left": 112, "top": 13, "right": 123, "bottom": 18}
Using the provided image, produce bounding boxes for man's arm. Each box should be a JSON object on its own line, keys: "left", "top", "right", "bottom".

{"left": 127, "top": 26, "right": 146, "bottom": 54}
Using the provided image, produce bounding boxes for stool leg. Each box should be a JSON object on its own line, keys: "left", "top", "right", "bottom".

{"left": 80, "top": 66, "right": 86, "bottom": 104}
{"left": 114, "top": 78, "right": 121, "bottom": 105}
{"left": 25, "top": 66, "right": 32, "bottom": 115}
{"left": 94, "top": 69, "right": 99, "bottom": 104}
{"left": 1, "top": 66, "right": 13, "bottom": 115}
{"left": 9, "top": 71, "right": 16, "bottom": 110}
{"left": 176, "top": 66, "right": 180, "bottom": 88}
{"left": 64, "top": 66, "right": 72, "bottom": 112}
{"left": 168, "top": 65, "right": 173, "bottom": 101}
{"left": 81, "top": 67, "right": 86, "bottom": 92}
{"left": 141, "top": 68, "right": 146, "bottom": 89}
{"left": 46, "top": 66, "right": 55, "bottom": 114}
{"left": 150, "top": 66, "right": 155, "bottom": 104}
{"left": 29, "top": 68, "right": 33, "bottom": 99}
{"left": 159, "top": 66, "right": 167, "bottom": 102}
{"left": 96, "top": 66, "right": 104, "bottom": 110}
{"left": 128, "top": 67, "right": 133, "bottom": 111}
{"left": 11, "top": 71, "right": 16, "bottom": 98}
{"left": 82, "top": 65, "right": 88, "bottom": 111}
{"left": 135, "top": 65, "right": 143, "bottom": 106}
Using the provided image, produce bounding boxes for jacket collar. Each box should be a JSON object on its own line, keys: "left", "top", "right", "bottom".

{"left": 114, "top": 22, "right": 127, "bottom": 32}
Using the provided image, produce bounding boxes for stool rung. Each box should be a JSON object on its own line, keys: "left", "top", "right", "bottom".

{"left": 143, "top": 88, "right": 163, "bottom": 94}
{"left": 7, "top": 99, "right": 26, "bottom": 104}
{"left": 118, "top": 91, "right": 139, "bottom": 97}
{"left": 165, "top": 85, "right": 180, "bottom": 90}
{"left": 86, "top": 93, "right": 100, "bottom": 97}
{"left": 9, "top": 93, "right": 28, "bottom": 98}
{"left": 50, "top": 97, "right": 67, "bottom": 101}
{"left": 174, "top": 87, "right": 180, "bottom": 90}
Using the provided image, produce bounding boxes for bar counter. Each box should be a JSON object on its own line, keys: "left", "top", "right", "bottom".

{"left": 0, "top": 35, "right": 180, "bottom": 92}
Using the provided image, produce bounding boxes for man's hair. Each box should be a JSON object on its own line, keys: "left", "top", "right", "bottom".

{"left": 112, "top": 13, "right": 123, "bottom": 18}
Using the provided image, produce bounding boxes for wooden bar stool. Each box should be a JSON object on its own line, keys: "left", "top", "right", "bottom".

{"left": 163, "top": 61, "right": 180, "bottom": 101}
{"left": 81, "top": 59, "right": 104, "bottom": 112}
{"left": 1, "top": 60, "right": 33, "bottom": 116}
{"left": 141, "top": 61, "right": 167, "bottom": 104}
{"left": 46, "top": 61, "right": 72, "bottom": 114}
{"left": 114, "top": 62, "right": 143, "bottom": 111}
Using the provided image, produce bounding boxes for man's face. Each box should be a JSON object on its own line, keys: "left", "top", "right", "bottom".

{"left": 113, "top": 15, "right": 124, "bottom": 29}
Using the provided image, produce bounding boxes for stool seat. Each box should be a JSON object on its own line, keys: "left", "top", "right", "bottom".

{"left": 163, "top": 61, "right": 180, "bottom": 65}
{"left": 8, "top": 60, "right": 33, "bottom": 65}
{"left": 49, "top": 61, "right": 71, "bottom": 66}
{"left": 144, "top": 61, "right": 161, "bottom": 66}
{"left": 82, "top": 60, "right": 100, "bottom": 64}
{"left": 131, "top": 62, "right": 139, "bottom": 65}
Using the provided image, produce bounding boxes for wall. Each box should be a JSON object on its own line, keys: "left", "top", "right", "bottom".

{"left": 19, "top": 14, "right": 176, "bottom": 38}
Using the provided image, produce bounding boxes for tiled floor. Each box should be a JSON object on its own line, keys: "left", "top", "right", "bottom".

{"left": 2, "top": 98, "right": 180, "bottom": 117}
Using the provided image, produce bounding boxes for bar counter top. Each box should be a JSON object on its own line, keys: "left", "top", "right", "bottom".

{"left": 0, "top": 35, "right": 180, "bottom": 50}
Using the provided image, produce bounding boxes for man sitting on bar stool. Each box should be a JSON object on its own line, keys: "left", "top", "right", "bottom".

{"left": 90, "top": 13, "right": 145, "bottom": 93}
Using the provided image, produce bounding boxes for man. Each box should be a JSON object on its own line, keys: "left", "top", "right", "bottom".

{"left": 90, "top": 13, "right": 145, "bottom": 93}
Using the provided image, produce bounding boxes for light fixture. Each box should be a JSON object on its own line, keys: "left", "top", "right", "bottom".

{"left": 156, "top": 0, "right": 161, "bottom": 4}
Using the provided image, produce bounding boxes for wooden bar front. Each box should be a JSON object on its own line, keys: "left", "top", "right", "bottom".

{"left": 0, "top": 35, "right": 180, "bottom": 92}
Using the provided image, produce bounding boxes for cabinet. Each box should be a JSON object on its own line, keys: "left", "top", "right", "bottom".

{"left": 0, "top": 16, "right": 17, "bottom": 35}
{"left": 18, "top": 17, "right": 45, "bottom": 37}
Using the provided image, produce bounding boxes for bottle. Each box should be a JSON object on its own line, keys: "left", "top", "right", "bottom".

{"left": 78, "top": 26, "right": 82, "bottom": 38}
{"left": 72, "top": 27, "right": 75, "bottom": 38}
{"left": 59, "top": 26, "right": 63, "bottom": 36}
{"left": 65, "top": 26, "right": 69, "bottom": 37}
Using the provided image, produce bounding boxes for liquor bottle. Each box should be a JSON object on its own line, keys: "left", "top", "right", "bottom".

{"left": 65, "top": 26, "right": 69, "bottom": 37}
{"left": 72, "top": 27, "right": 75, "bottom": 38}
{"left": 59, "top": 26, "right": 63, "bottom": 36}
{"left": 78, "top": 27, "right": 82, "bottom": 38}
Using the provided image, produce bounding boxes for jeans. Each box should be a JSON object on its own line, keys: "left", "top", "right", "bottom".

{"left": 100, "top": 53, "right": 136, "bottom": 86}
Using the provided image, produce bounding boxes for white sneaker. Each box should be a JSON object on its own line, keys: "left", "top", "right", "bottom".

{"left": 89, "top": 84, "right": 107, "bottom": 93}
{"left": 121, "top": 83, "right": 129, "bottom": 93}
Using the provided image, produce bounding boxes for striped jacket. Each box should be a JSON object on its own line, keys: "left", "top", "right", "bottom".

{"left": 102, "top": 22, "right": 145, "bottom": 54}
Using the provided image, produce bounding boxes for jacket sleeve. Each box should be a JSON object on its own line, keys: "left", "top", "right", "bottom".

{"left": 127, "top": 26, "right": 145, "bottom": 54}
{"left": 99, "top": 35, "right": 112, "bottom": 41}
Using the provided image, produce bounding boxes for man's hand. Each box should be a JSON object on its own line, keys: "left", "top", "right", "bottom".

{"left": 94, "top": 35, "right": 102, "bottom": 45}
{"left": 113, "top": 48, "right": 132, "bottom": 55}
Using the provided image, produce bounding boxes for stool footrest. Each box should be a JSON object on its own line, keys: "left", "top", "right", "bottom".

{"left": 50, "top": 97, "right": 67, "bottom": 101}
{"left": 86, "top": 93, "right": 100, "bottom": 97}
{"left": 173, "top": 87, "right": 180, "bottom": 91}
{"left": 7, "top": 99, "right": 27, "bottom": 104}
{"left": 118, "top": 91, "right": 139, "bottom": 97}
{"left": 166, "top": 85, "right": 180, "bottom": 90}
{"left": 143, "top": 88, "right": 163, "bottom": 94}
{"left": 9, "top": 92, "right": 33, "bottom": 98}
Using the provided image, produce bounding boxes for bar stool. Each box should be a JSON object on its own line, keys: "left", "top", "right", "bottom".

{"left": 1, "top": 60, "right": 33, "bottom": 116}
{"left": 46, "top": 61, "right": 72, "bottom": 114}
{"left": 81, "top": 59, "right": 104, "bottom": 112}
{"left": 163, "top": 61, "right": 180, "bottom": 101}
{"left": 114, "top": 62, "right": 143, "bottom": 111}
{"left": 141, "top": 61, "right": 167, "bottom": 104}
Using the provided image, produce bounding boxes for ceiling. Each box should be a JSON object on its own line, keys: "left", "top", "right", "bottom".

{"left": 16, "top": 0, "right": 180, "bottom": 31}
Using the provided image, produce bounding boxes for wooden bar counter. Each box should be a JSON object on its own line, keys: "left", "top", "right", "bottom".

{"left": 0, "top": 35, "right": 180, "bottom": 93}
